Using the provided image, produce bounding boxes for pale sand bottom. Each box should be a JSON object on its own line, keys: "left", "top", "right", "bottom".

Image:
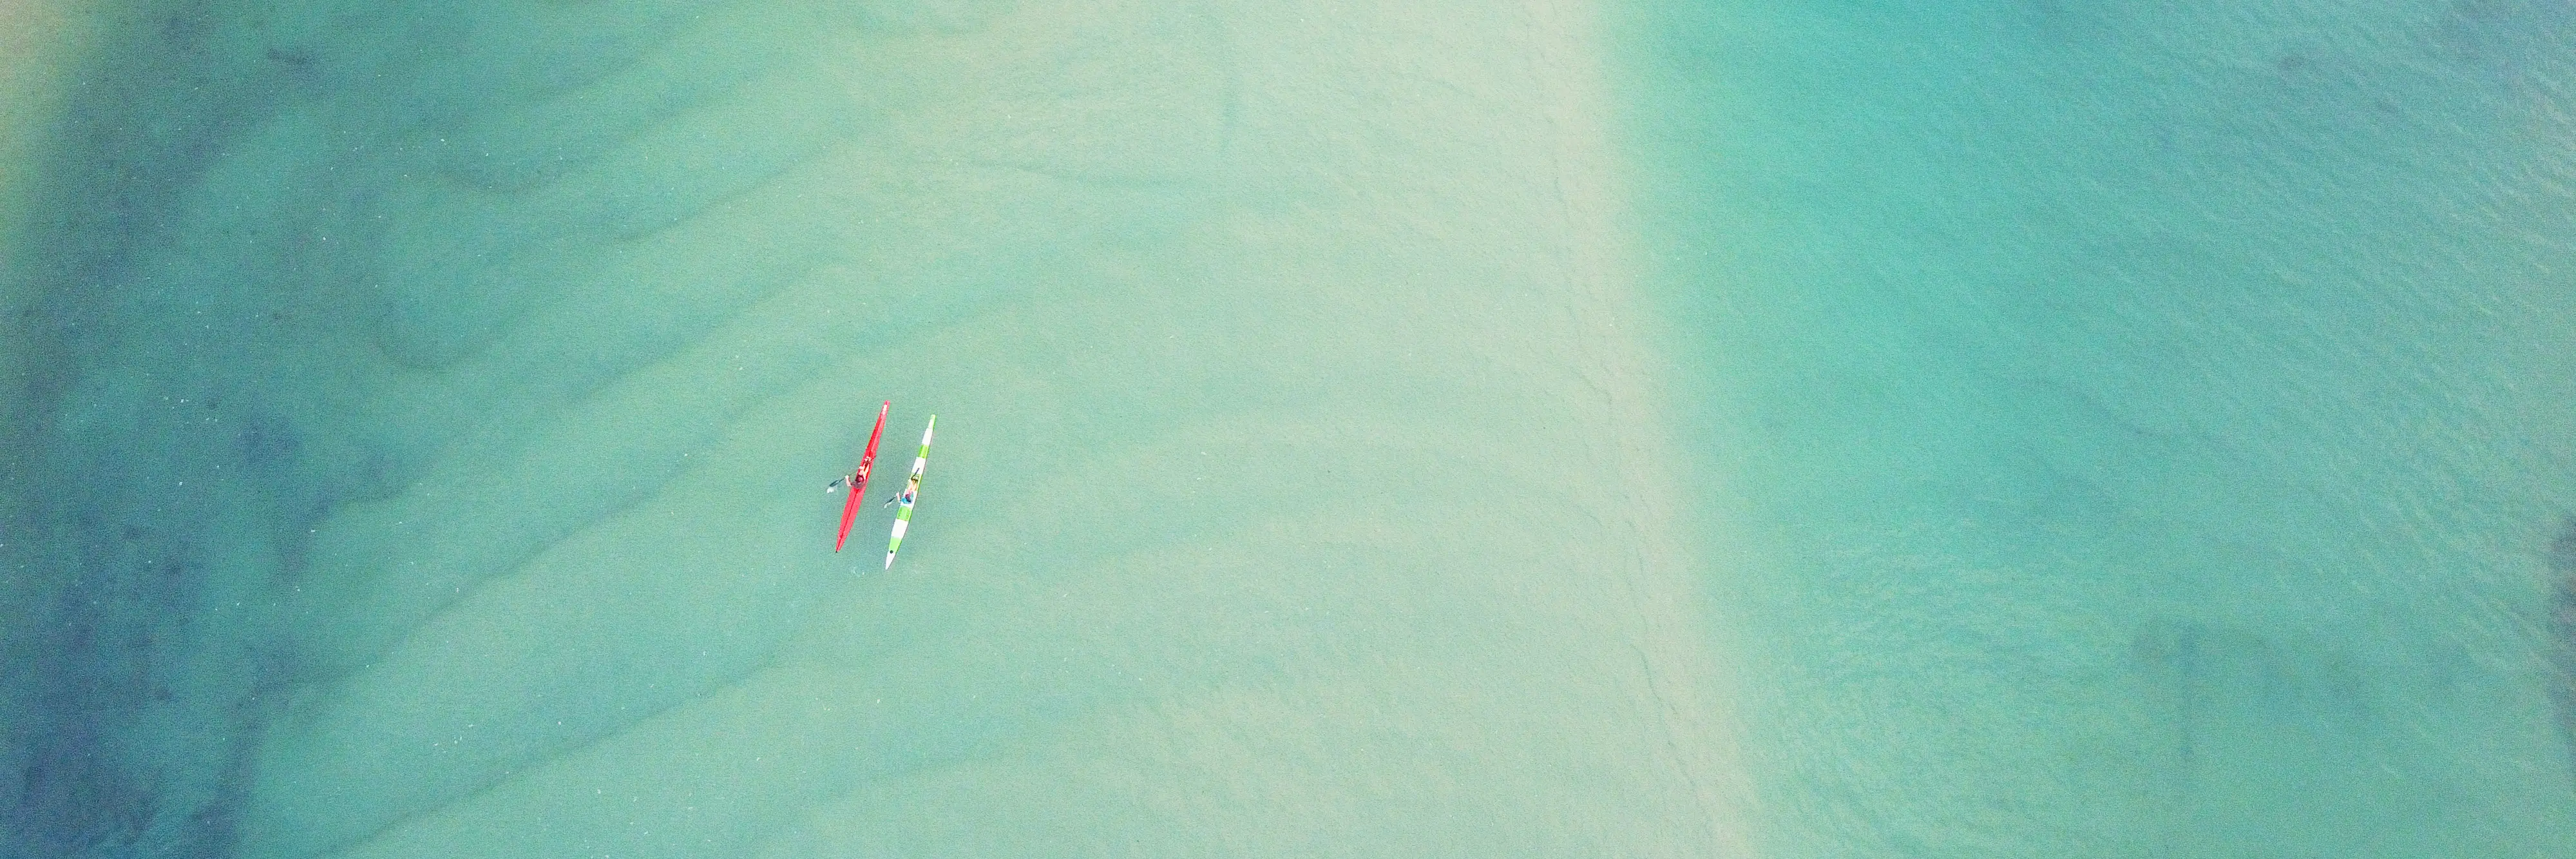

{"left": 0, "top": 0, "right": 97, "bottom": 502}
{"left": 227, "top": 1, "right": 1750, "bottom": 856}
{"left": 0, "top": 0, "right": 95, "bottom": 239}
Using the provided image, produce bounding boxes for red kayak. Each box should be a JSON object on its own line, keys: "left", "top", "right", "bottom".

{"left": 835, "top": 401, "right": 890, "bottom": 552}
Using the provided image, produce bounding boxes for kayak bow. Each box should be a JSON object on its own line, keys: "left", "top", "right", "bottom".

{"left": 834, "top": 401, "right": 890, "bottom": 552}
{"left": 886, "top": 414, "right": 935, "bottom": 569}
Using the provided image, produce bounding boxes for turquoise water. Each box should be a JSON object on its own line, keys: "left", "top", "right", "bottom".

{"left": 1626, "top": 1, "right": 2576, "bottom": 854}
{"left": 4, "top": 0, "right": 2575, "bottom": 856}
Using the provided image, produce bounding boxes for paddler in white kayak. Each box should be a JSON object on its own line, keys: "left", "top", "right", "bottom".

{"left": 882, "top": 414, "right": 934, "bottom": 569}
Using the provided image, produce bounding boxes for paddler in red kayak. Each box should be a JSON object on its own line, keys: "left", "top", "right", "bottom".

{"left": 829, "top": 401, "right": 892, "bottom": 552}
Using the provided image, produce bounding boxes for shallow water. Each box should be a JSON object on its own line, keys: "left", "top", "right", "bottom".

{"left": 7, "top": 1, "right": 1734, "bottom": 856}
{"left": 7, "top": 0, "right": 2576, "bottom": 856}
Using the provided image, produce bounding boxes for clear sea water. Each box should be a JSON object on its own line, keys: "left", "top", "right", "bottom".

{"left": 4, "top": 1, "right": 2573, "bottom": 856}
